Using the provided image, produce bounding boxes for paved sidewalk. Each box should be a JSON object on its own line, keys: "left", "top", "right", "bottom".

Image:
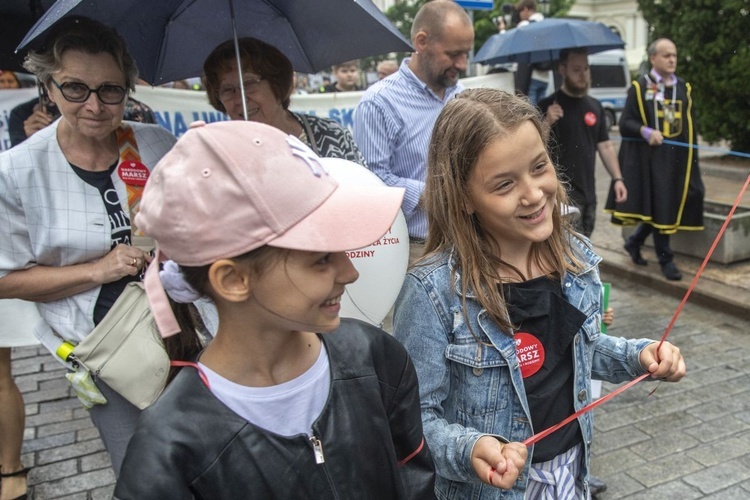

{"left": 8, "top": 136, "right": 750, "bottom": 499}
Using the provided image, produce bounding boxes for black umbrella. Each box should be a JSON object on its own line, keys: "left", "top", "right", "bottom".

{"left": 17, "top": 0, "right": 413, "bottom": 85}
{"left": 0, "top": 0, "right": 55, "bottom": 72}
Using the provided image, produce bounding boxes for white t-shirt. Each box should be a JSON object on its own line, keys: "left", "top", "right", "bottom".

{"left": 198, "top": 344, "right": 331, "bottom": 437}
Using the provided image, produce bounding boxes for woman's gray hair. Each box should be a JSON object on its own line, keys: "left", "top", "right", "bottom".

{"left": 23, "top": 16, "right": 138, "bottom": 92}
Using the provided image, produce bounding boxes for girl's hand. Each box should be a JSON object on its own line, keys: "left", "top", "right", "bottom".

{"left": 471, "top": 436, "right": 527, "bottom": 490}
{"left": 639, "top": 341, "right": 686, "bottom": 381}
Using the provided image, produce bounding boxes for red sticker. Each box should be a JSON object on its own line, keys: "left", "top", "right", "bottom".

{"left": 117, "top": 161, "right": 149, "bottom": 186}
{"left": 514, "top": 332, "right": 545, "bottom": 378}
{"left": 584, "top": 112, "right": 597, "bottom": 127}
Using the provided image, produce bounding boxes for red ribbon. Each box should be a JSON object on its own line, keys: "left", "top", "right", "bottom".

{"left": 524, "top": 174, "right": 750, "bottom": 447}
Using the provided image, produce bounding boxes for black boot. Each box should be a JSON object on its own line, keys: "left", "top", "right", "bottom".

{"left": 660, "top": 261, "right": 682, "bottom": 281}
{"left": 589, "top": 475, "right": 608, "bottom": 497}
{"left": 624, "top": 241, "right": 647, "bottom": 266}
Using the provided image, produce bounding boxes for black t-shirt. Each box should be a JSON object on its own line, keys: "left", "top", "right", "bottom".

{"left": 70, "top": 162, "right": 138, "bottom": 325}
{"left": 503, "top": 275, "right": 587, "bottom": 462}
{"left": 538, "top": 90, "right": 609, "bottom": 207}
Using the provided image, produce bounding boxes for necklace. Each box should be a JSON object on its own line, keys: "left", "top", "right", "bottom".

{"left": 645, "top": 74, "right": 677, "bottom": 131}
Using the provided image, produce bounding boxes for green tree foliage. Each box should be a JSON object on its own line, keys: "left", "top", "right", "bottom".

{"left": 638, "top": 0, "right": 750, "bottom": 151}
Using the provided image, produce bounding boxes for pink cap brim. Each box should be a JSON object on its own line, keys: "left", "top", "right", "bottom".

{"left": 269, "top": 183, "right": 405, "bottom": 252}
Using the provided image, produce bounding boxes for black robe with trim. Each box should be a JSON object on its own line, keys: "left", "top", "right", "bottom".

{"left": 605, "top": 75, "right": 704, "bottom": 234}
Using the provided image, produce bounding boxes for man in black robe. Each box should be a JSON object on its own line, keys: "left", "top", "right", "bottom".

{"left": 606, "top": 38, "right": 704, "bottom": 281}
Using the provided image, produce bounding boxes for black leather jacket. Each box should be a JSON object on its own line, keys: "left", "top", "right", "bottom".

{"left": 115, "top": 319, "right": 436, "bottom": 499}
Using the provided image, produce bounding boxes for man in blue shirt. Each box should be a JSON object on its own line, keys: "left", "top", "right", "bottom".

{"left": 354, "top": 0, "right": 474, "bottom": 244}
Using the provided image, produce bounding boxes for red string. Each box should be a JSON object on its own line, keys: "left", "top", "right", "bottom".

{"left": 524, "top": 174, "right": 750, "bottom": 447}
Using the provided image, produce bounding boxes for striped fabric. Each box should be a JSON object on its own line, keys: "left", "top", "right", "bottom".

{"left": 526, "top": 443, "right": 588, "bottom": 499}
{"left": 353, "top": 59, "right": 463, "bottom": 239}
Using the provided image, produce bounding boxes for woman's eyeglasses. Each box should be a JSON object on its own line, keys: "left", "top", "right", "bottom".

{"left": 50, "top": 78, "right": 127, "bottom": 105}
{"left": 218, "top": 76, "right": 264, "bottom": 102}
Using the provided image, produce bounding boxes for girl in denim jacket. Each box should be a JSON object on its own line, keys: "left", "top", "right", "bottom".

{"left": 393, "top": 89, "right": 685, "bottom": 499}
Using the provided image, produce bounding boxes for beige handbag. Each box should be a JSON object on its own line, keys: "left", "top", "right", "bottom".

{"left": 70, "top": 282, "right": 169, "bottom": 410}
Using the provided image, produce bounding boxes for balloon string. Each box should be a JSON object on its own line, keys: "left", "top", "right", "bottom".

{"left": 523, "top": 173, "right": 750, "bottom": 447}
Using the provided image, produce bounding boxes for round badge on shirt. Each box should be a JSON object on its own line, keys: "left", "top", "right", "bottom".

{"left": 514, "top": 331, "right": 545, "bottom": 378}
{"left": 117, "top": 161, "right": 149, "bottom": 186}
{"left": 584, "top": 112, "right": 597, "bottom": 127}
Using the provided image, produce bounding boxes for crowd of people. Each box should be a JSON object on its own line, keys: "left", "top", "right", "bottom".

{"left": 0, "top": 0, "right": 702, "bottom": 498}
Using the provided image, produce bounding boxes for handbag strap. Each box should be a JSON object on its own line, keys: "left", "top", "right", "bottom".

{"left": 299, "top": 114, "right": 320, "bottom": 155}
{"left": 115, "top": 124, "right": 146, "bottom": 236}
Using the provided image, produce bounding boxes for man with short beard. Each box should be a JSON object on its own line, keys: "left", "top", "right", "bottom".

{"left": 538, "top": 48, "right": 627, "bottom": 238}
{"left": 354, "top": 0, "right": 474, "bottom": 248}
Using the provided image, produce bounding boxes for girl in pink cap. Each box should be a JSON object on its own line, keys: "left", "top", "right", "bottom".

{"left": 114, "top": 120, "right": 436, "bottom": 499}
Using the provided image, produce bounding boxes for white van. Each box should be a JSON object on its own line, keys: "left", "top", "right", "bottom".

{"left": 587, "top": 49, "right": 631, "bottom": 130}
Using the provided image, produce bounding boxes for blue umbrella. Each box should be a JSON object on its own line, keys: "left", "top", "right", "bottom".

{"left": 474, "top": 18, "right": 625, "bottom": 65}
{"left": 16, "top": 0, "right": 412, "bottom": 85}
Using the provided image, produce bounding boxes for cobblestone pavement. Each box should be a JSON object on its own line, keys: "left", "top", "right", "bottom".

{"left": 7, "top": 136, "right": 750, "bottom": 499}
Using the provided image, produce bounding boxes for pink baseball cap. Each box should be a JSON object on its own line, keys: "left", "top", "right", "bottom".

{"left": 137, "top": 120, "right": 404, "bottom": 336}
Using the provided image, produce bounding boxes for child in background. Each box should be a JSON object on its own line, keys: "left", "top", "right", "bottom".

{"left": 115, "top": 121, "right": 435, "bottom": 499}
{"left": 321, "top": 60, "right": 361, "bottom": 92}
{"left": 393, "top": 89, "right": 685, "bottom": 499}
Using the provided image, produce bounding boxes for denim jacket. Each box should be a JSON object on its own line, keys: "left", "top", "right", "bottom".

{"left": 393, "top": 236, "right": 653, "bottom": 499}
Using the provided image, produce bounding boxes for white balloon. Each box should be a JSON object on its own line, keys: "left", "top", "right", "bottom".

{"left": 325, "top": 159, "right": 409, "bottom": 327}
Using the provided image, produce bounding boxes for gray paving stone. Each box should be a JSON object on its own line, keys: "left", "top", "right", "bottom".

{"left": 37, "top": 418, "right": 100, "bottom": 439}
{"left": 683, "top": 416, "right": 750, "bottom": 444}
{"left": 619, "top": 480, "right": 703, "bottom": 500}
{"left": 589, "top": 472, "right": 644, "bottom": 499}
{"left": 80, "top": 451, "right": 112, "bottom": 473}
{"left": 25, "top": 408, "right": 74, "bottom": 428}
{"left": 75, "top": 427, "right": 102, "bottom": 442}
{"left": 42, "top": 493, "right": 87, "bottom": 500}
{"left": 632, "top": 408, "right": 703, "bottom": 436}
{"left": 39, "top": 377, "right": 75, "bottom": 392}
{"left": 628, "top": 429, "right": 702, "bottom": 461}
{"left": 11, "top": 358, "right": 44, "bottom": 375}
{"left": 21, "top": 432, "right": 77, "bottom": 453}
{"left": 90, "top": 484, "right": 116, "bottom": 500}
{"left": 25, "top": 386, "right": 74, "bottom": 405}
{"left": 38, "top": 397, "right": 85, "bottom": 414}
{"left": 37, "top": 440, "right": 106, "bottom": 466}
{"left": 626, "top": 455, "right": 705, "bottom": 488}
{"left": 590, "top": 448, "right": 648, "bottom": 477}
{"left": 29, "top": 459, "right": 79, "bottom": 484}
{"left": 72, "top": 407, "right": 90, "bottom": 420}
{"left": 595, "top": 391, "right": 703, "bottom": 432}
{"left": 686, "top": 397, "right": 750, "bottom": 422}
{"left": 589, "top": 425, "right": 651, "bottom": 454}
{"left": 693, "top": 364, "right": 744, "bottom": 385}
{"left": 683, "top": 461, "right": 750, "bottom": 495}
{"left": 32, "top": 469, "right": 116, "bottom": 499}
{"left": 703, "top": 485, "right": 750, "bottom": 499}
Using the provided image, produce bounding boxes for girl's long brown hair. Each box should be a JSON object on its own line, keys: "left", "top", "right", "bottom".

{"left": 423, "top": 88, "right": 584, "bottom": 336}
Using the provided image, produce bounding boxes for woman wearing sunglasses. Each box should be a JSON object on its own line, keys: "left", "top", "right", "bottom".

{"left": 0, "top": 17, "right": 178, "bottom": 478}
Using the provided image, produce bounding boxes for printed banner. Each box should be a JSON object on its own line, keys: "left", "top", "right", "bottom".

{"left": 0, "top": 73, "right": 513, "bottom": 152}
